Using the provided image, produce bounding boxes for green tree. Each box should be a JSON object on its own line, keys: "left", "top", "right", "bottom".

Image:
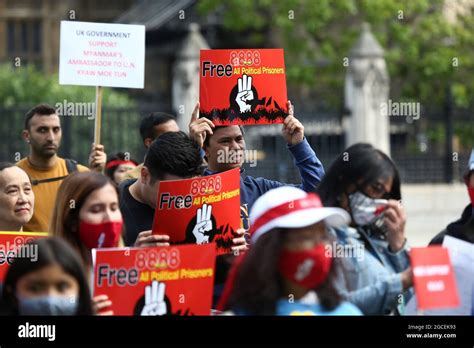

{"left": 0, "top": 63, "right": 141, "bottom": 164}
{"left": 0, "top": 63, "right": 135, "bottom": 108}
{"left": 198, "top": 0, "right": 474, "bottom": 109}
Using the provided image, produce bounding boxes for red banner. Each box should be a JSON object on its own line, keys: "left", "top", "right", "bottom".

{"left": 200, "top": 48, "right": 288, "bottom": 125}
{"left": 152, "top": 168, "right": 241, "bottom": 255}
{"left": 0, "top": 231, "right": 48, "bottom": 281}
{"left": 410, "top": 246, "right": 460, "bottom": 310}
{"left": 92, "top": 243, "right": 216, "bottom": 315}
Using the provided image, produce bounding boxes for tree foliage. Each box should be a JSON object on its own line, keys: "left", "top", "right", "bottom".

{"left": 198, "top": 0, "right": 474, "bottom": 108}
{"left": 0, "top": 63, "right": 135, "bottom": 108}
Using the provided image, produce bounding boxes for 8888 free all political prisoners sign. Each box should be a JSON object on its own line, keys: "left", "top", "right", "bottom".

{"left": 200, "top": 49, "right": 288, "bottom": 125}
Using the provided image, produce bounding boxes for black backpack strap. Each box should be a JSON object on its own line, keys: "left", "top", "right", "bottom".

{"left": 31, "top": 159, "right": 78, "bottom": 186}
{"left": 65, "top": 159, "right": 78, "bottom": 174}
{"left": 31, "top": 175, "right": 69, "bottom": 186}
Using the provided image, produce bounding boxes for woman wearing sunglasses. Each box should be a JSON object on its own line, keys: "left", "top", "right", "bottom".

{"left": 317, "top": 143, "right": 413, "bottom": 315}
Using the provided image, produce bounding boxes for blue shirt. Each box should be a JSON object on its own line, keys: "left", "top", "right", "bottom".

{"left": 203, "top": 137, "right": 325, "bottom": 215}
{"left": 330, "top": 226, "right": 412, "bottom": 315}
{"left": 204, "top": 138, "right": 324, "bottom": 304}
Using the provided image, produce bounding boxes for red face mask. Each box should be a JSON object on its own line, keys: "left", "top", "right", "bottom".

{"left": 467, "top": 187, "right": 474, "bottom": 206}
{"left": 466, "top": 182, "right": 474, "bottom": 207}
{"left": 78, "top": 220, "right": 122, "bottom": 249}
{"left": 278, "top": 244, "right": 332, "bottom": 290}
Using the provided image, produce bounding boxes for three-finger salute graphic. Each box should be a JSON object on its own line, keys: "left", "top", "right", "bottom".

{"left": 200, "top": 49, "right": 288, "bottom": 125}
{"left": 236, "top": 74, "right": 254, "bottom": 113}
{"left": 141, "top": 280, "right": 167, "bottom": 316}
{"left": 192, "top": 203, "right": 213, "bottom": 244}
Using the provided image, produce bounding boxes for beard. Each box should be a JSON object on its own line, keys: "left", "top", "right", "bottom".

{"left": 32, "top": 142, "right": 58, "bottom": 158}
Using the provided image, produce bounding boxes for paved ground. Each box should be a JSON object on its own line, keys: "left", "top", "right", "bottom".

{"left": 402, "top": 184, "right": 468, "bottom": 246}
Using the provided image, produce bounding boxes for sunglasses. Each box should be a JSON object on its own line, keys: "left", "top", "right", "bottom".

{"left": 357, "top": 182, "right": 391, "bottom": 200}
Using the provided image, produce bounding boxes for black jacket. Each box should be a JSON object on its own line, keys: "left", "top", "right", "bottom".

{"left": 429, "top": 204, "right": 474, "bottom": 245}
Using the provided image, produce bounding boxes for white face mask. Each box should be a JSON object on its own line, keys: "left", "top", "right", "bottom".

{"left": 348, "top": 191, "right": 388, "bottom": 227}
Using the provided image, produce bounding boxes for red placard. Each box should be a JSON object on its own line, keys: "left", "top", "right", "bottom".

{"left": 0, "top": 231, "right": 48, "bottom": 281}
{"left": 200, "top": 48, "right": 288, "bottom": 125}
{"left": 92, "top": 243, "right": 216, "bottom": 315}
{"left": 410, "top": 246, "right": 460, "bottom": 310}
{"left": 152, "top": 168, "right": 241, "bottom": 255}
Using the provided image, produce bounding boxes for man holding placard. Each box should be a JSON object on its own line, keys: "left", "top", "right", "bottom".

{"left": 17, "top": 104, "right": 106, "bottom": 232}
{"left": 190, "top": 100, "right": 325, "bottom": 231}
{"left": 119, "top": 132, "right": 203, "bottom": 247}
{"left": 189, "top": 49, "right": 325, "bottom": 304}
{"left": 192, "top": 49, "right": 325, "bottom": 229}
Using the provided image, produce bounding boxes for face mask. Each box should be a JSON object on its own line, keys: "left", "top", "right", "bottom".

{"left": 348, "top": 191, "right": 388, "bottom": 227}
{"left": 279, "top": 244, "right": 332, "bottom": 290}
{"left": 78, "top": 220, "right": 122, "bottom": 249}
{"left": 18, "top": 295, "right": 79, "bottom": 316}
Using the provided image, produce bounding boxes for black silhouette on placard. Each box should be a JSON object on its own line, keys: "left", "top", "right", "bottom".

{"left": 201, "top": 74, "right": 287, "bottom": 125}
{"left": 177, "top": 203, "right": 239, "bottom": 253}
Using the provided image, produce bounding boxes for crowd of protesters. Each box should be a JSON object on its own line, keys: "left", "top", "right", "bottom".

{"left": 0, "top": 102, "right": 472, "bottom": 316}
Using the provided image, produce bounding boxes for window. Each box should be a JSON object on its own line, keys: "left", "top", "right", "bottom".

{"left": 5, "top": 19, "right": 42, "bottom": 57}
{"left": 21, "top": 21, "right": 28, "bottom": 52}
{"left": 6, "top": 0, "right": 41, "bottom": 10}
{"left": 33, "top": 21, "right": 41, "bottom": 53}
{"left": 7, "top": 21, "right": 15, "bottom": 53}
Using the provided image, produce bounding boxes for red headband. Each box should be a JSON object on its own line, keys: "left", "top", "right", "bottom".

{"left": 105, "top": 160, "right": 137, "bottom": 170}
{"left": 251, "top": 193, "right": 322, "bottom": 241}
